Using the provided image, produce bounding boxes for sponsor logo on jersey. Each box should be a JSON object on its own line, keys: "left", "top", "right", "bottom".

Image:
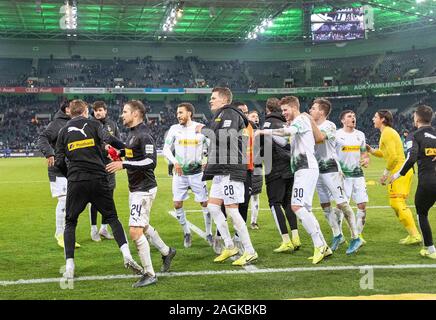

{"left": 425, "top": 148, "right": 436, "bottom": 156}
{"left": 424, "top": 132, "right": 436, "bottom": 140}
{"left": 341, "top": 145, "right": 360, "bottom": 152}
{"left": 222, "top": 120, "right": 232, "bottom": 128}
{"left": 125, "top": 148, "right": 133, "bottom": 158}
{"left": 68, "top": 138, "right": 95, "bottom": 151}
{"left": 67, "top": 123, "right": 88, "bottom": 137}
{"left": 178, "top": 139, "right": 200, "bottom": 146}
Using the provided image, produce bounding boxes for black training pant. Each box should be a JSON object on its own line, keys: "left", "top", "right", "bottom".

{"left": 266, "top": 177, "right": 298, "bottom": 234}
{"left": 64, "top": 177, "right": 127, "bottom": 259}
{"left": 415, "top": 184, "right": 436, "bottom": 247}
{"left": 90, "top": 174, "right": 116, "bottom": 226}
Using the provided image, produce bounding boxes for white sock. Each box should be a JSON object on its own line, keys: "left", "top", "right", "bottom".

{"left": 294, "top": 207, "right": 325, "bottom": 248}
{"left": 333, "top": 207, "right": 344, "bottom": 231}
{"left": 428, "top": 245, "right": 436, "bottom": 254}
{"left": 66, "top": 258, "right": 74, "bottom": 270}
{"left": 250, "top": 194, "right": 259, "bottom": 224}
{"left": 356, "top": 209, "right": 366, "bottom": 235}
{"left": 291, "top": 229, "right": 299, "bottom": 238}
{"left": 338, "top": 203, "right": 358, "bottom": 239}
{"left": 56, "top": 196, "right": 66, "bottom": 236}
{"left": 323, "top": 206, "right": 341, "bottom": 237}
{"left": 120, "top": 243, "right": 132, "bottom": 261}
{"left": 282, "top": 234, "right": 291, "bottom": 243}
{"left": 175, "top": 207, "right": 191, "bottom": 235}
{"left": 135, "top": 235, "right": 154, "bottom": 276}
{"left": 100, "top": 224, "right": 108, "bottom": 232}
{"left": 227, "top": 207, "right": 255, "bottom": 254}
{"left": 314, "top": 216, "right": 327, "bottom": 246}
{"left": 208, "top": 204, "right": 233, "bottom": 249}
{"left": 270, "top": 206, "right": 284, "bottom": 235}
{"left": 91, "top": 225, "right": 98, "bottom": 234}
{"left": 145, "top": 225, "right": 169, "bottom": 256}
{"left": 202, "top": 206, "right": 212, "bottom": 236}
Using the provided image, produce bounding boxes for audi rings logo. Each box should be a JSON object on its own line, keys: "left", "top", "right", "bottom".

{"left": 25, "top": 87, "right": 40, "bottom": 93}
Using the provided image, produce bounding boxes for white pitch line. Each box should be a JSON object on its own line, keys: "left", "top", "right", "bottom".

{"left": 168, "top": 210, "right": 258, "bottom": 272}
{"left": 3, "top": 264, "right": 436, "bottom": 287}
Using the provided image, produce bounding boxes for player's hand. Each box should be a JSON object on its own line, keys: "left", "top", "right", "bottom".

{"left": 360, "top": 157, "right": 369, "bottom": 168}
{"left": 107, "top": 146, "right": 121, "bottom": 161}
{"left": 433, "top": 156, "right": 436, "bottom": 162}
{"left": 195, "top": 124, "right": 205, "bottom": 134}
{"left": 174, "top": 163, "right": 183, "bottom": 176}
{"left": 379, "top": 174, "right": 388, "bottom": 185}
{"left": 106, "top": 161, "right": 123, "bottom": 174}
{"left": 47, "top": 156, "right": 55, "bottom": 167}
{"left": 254, "top": 130, "right": 264, "bottom": 138}
{"left": 389, "top": 172, "right": 400, "bottom": 184}
{"left": 365, "top": 144, "right": 373, "bottom": 154}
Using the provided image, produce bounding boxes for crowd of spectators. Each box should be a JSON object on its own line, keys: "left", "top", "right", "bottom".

{"left": 1, "top": 93, "right": 434, "bottom": 153}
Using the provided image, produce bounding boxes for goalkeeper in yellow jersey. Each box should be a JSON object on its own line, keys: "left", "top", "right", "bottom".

{"left": 366, "top": 110, "right": 422, "bottom": 245}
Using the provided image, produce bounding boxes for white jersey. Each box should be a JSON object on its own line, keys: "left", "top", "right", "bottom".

{"left": 289, "top": 114, "right": 318, "bottom": 174}
{"left": 335, "top": 128, "right": 366, "bottom": 178}
{"left": 314, "top": 120, "right": 339, "bottom": 174}
{"left": 163, "top": 121, "right": 207, "bottom": 176}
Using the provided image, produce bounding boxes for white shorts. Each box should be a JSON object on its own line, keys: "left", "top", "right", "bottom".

{"left": 316, "top": 172, "right": 348, "bottom": 204}
{"left": 128, "top": 187, "right": 157, "bottom": 228}
{"left": 209, "top": 175, "right": 245, "bottom": 205}
{"left": 49, "top": 176, "right": 67, "bottom": 198}
{"left": 172, "top": 172, "right": 208, "bottom": 203}
{"left": 344, "top": 177, "right": 369, "bottom": 204}
{"left": 291, "top": 169, "right": 319, "bottom": 210}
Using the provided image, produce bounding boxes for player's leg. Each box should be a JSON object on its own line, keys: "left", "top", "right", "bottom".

{"left": 91, "top": 179, "right": 143, "bottom": 277}
{"left": 89, "top": 204, "right": 100, "bottom": 241}
{"left": 190, "top": 173, "right": 213, "bottom": 245}
{"left": 291, "top": 169, "right": 329, "bottom": 264}
{"left": 267, "top": 179, "right": 294, "bottom": 252}
{"left": 325, "top": 172, "right": 361, "bottom": 254}
{"left": 208, "top": 176, "right": 235, "bottom": 261}
{"left": 137, "top": 187, "right": 176, "bottom": 271}
{"left": 390, "top": 169, "right": 421, "bottom": 244}
{"left": 250, "top": 193, "right": 260, "bottom": 229}
{"left": 172, "top": 174, "right": 191, "bottom": 247}
{"left": 63, "top": 180, "right": 90, "bottom": 278}
{"left": 352, "top": 177, "right": 369, "bottom": 242}
{"left": 224, "top": 177, "right": 257, "bottom": 266}
{"left": 284, "top": 177, "right": 300, "bottom": 248}
{"left": 317, "top": 175, "right": 343, "bottom": 242}
{"left": 415, "top": 185, "right": 436, "bottom": 259}
{"left": 50, "top": 176, "right": 73, "bottom": 247}
{"left": 233, "top": 172, "right": 251, "bottom": 252}
{"left": 99, "top": 175, "right": 116, "bottom": 240}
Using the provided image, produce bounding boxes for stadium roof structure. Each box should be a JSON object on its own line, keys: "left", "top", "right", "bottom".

{"left": 0, "top": 0, "right": 435, "bottom": 43}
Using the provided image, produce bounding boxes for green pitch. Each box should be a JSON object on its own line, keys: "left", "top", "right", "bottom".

{"left": 0, "top": 156, "right": 435, "bottom": 300}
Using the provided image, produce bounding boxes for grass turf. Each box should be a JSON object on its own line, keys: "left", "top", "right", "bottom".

{"left": 0, "top": 156, "right": 435, "bottom": 300}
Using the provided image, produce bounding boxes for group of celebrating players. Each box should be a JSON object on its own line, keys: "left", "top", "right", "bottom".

{"left": 37, "top": 86, "right": 436, "bottom": 288}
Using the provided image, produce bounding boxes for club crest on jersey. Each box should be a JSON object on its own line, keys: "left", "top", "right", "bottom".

{"left": 67, "top": 123, "right": 88, "bottom": 137}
